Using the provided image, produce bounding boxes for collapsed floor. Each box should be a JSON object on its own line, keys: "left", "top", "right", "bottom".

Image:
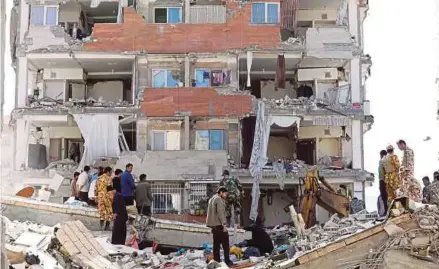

{"left": 3, "top": 197, "right": 439, "bottom": 269}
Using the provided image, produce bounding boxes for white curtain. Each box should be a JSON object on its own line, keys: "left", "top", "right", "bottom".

{"left": 248, "top": 107, "right": 302, "bottom": 220}
{"left": 73, "top": 114, "right": 121, "bottom": 171}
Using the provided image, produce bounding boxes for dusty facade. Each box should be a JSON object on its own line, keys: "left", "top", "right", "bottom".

{"left": 8, "top": 0, "right": 373, "bottom": 225}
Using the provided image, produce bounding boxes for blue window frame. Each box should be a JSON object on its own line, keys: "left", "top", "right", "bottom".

{"left": 209, "top": 130, "right": 224, "bottom": 150}
{"left": 152, "top": 69, "right": 179, "bottom": 87}
{"left": 154, "top": 7, "right": 182, "bottom": 23}
{"left": 195, "top": 69, "right": 210, "bottom": 87}
{"left": 251, "top": 3, "right": 279, "bottom": 24}
{"left": 31, "top": 6, "right": 58, "bottom": 26}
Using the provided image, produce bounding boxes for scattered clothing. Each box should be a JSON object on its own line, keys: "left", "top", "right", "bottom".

{"left": 383, "top": 153, "right": 401, "bottom": 203}
{"left": 96, "top": 174, "right": 114, "bottom": 222}
{"left": 125, "top": 223, "right": 139, "bottom": 249}
{"left": 112, "top": 192, "right": 128, "bottom": 245}
{"left": 135, "top": 181, "right": 153, "bottom": 216}
{"left": 243, "top": 247, "right": 261, "bottom": 259}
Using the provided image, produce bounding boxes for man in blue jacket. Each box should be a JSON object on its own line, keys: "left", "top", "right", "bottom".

{"left": 121, "top": 163, "right": 136, "bottom": 206}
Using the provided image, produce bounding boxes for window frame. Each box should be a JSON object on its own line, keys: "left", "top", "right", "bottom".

{"left": 250, "top": 2, "right": 280, "bottom": 24}
{"left": 194, "top": 68, "right": 211, "bottom": 87}
{"left": 152, "top": 69, "right": 179, "bottom": 88}
{"left": 151, "top": 130, "right": 167, "bottom": 151}
{"left": 31, "top": 5, "right": 59, "bottom": 26}
{"left": 195, "top": 129, "right": 225, "bottom": 150}
{"left": 153, "top": 7, "right": 183, "bottom": 24}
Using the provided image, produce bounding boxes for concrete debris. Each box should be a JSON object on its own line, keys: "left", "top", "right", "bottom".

{"left": 339, "top": 206, "right": 439, "bottom": 269}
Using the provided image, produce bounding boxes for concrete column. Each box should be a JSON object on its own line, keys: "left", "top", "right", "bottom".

{"left": 184, "top": 56, "right": 190, "bottom": 87}
{"left": 349, "top": 57, "right": 361, "bottom": 103}
{"left": 351, "top": 119, "right": 362, "bottom": 169}
{"left": 19, "top": 0, "right": 29, "bottom": 43}
{"left": 16, "top": 56, "right": 28, "bottom": 107}
{"left": 348, "top": 0, "right": 359, "bottom": 43}
{"left": 14, "top": 118, "right": 28, "bottom": 170}
{"left": 184, "top": 116, "right": 190, "bottom": 150}
{"left": 136, "top": 119, "right": 148, "bottom": 153}
{"left": 184, "top": 0, "right": 190, "bottom": 23}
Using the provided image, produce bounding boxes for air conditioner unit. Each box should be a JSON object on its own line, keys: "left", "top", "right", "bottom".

{"left": 43, "top": 68, "right": 84, "bottom": 80}
{"left": 297, "top": 68, "right": 338, "bottom": 82}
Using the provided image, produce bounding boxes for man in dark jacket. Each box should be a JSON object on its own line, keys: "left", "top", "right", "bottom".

{"left": 243, "top": 217, "right": 274, "bottom": 255}
{"left": 135, "top": 174, "right": 153, "bottom": 216}
{"left": 121, "top": 163, "right": 136, "bottom": 205}
{"left": 112, "top": 169, "right": 123, "bottom": 193}
{"left": 108, "top": 185, "right": 128, "bottom": 245}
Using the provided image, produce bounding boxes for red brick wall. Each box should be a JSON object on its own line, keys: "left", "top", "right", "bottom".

{"left": 140, "top": 87, "right": 253, "bottom": 117}
{"left": 83, "top": 3, "right": 281, "bottom": 53}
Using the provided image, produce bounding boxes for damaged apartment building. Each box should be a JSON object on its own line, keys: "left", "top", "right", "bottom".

{"left": 7, "top": 0, "right": 373, "bottom": 225}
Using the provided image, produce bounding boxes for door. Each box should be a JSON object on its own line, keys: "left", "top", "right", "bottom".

{"left": 296, "top": 138, "right": 316, "bottom": 165}
{"left": 49, "top": 138, "right": 62, "bottom": 162}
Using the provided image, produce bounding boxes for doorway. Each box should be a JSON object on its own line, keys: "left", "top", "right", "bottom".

{"left": 296, "top": 138, "right": 316, "bottom": 165}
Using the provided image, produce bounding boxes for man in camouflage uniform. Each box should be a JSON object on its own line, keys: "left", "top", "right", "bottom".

{"left": 428, "top": 180, "right": 439, "bottom": 206}
{"left": 219, "top": 170, "right": 243, "bottom": 226}
{"left": 397, "top": 140, "right": 422, "bottom": 202}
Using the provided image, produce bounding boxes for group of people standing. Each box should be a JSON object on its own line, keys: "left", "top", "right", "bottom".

{"left": 377, "top": 139, "right": 438, "bottom": 216}
{"left": 70, "top": 163, "right": 153, "bottom": 246}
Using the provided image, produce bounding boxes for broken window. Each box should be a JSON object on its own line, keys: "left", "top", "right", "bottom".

{"left": 152, "top": 130, "right": 181, "bottom": 151}
{"left": 195, "top": 130, "right": 225, "bottom": 150}
{"left": 31, "top": 6, "right": 58, "bottom": 26}
{"left": 152, "top": 69, "right": 180, "bottom": 88}
{"left": 251, "top": 3, "right": 279, "bottom": 24}
{"left": 154, "top": 7, "right": 182, "bottom": 23}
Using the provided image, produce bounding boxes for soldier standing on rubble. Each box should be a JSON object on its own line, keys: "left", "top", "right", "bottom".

{"left": 219, "top": 170, "right": 243, "bottom": 227}
{"left": 383, "top": 145, "right": 401, "bottom": 204}
{"left": 397, "top": 140, "right": 422, "bottom": 202}
{"left": 95, "top": 167, "right": 114, "bottom": 231}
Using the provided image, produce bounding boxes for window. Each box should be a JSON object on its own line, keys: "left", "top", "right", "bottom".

{"left": 195, "top": 69, "right": 210, "bottom": 87}
{"left": 195, "top": 130, "right": 225, "bottom": 150}
{"left": 31, "top": 6, "right": 58, "bottom": 26}
{"left": 154, "top": 7, "right": 182, "bottom": 23}
{"left": 152, "top": 69, "right": 180, "bottom": 88}
{"left": 251, "top": 3, "right": 279, "bottom": 24}
{"left": 194, "top": 69, "right": 231, "bottom": 87}
{"left": 152, "top": 130, "right": 181, "bottom": 151}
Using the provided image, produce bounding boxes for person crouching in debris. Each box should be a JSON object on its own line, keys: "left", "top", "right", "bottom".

{"left": 242, "top": 216, "right": 274, "bottom": 256}
{"left": 206, "top": 186, "right": 233, "bottom": 267}
{"left": 95, "top": 166, "right": 114, "bottom": 231}
{"left": 125, "top": 216, "right": 139, "bottom": 249}
{"left": 383, "top": 145, "right": 401, "bottom": 204}
{"left": 107, "top": 185, "right": 128, "bottom": 245}
{"left": 219, "top": 170, "right": 243, "bottom": 227}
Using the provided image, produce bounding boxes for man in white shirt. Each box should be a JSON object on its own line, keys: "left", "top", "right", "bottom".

{"left": 76, "top": 165, "right": 91, "bottom": 202}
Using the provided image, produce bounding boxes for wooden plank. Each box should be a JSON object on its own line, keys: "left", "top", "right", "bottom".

{"left": 316, "top": 241, "right": 346, "bottom": 257}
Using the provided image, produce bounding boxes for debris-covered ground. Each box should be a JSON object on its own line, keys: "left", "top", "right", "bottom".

{"left": 3, "top": 200, "right": 439, "bottom": 269}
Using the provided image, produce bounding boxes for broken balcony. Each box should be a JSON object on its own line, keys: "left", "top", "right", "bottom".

{"left": 24, "top": 53, "right": 136, "bottom": 114}
{"left": 26, "top": 0, "right": 125, "bottom": 52}
{"left": 238, "top": 53, "right": 363, "bottom": 117}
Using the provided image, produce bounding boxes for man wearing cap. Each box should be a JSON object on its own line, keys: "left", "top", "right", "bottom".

{"left": 383, "top": 145, "right": 401, "bottom": 204}
{"left": 206, "top": 186, "right": 233, "bottom": 267}
{"left": 219, "top": 170, "right": 243, "bottom": 227}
